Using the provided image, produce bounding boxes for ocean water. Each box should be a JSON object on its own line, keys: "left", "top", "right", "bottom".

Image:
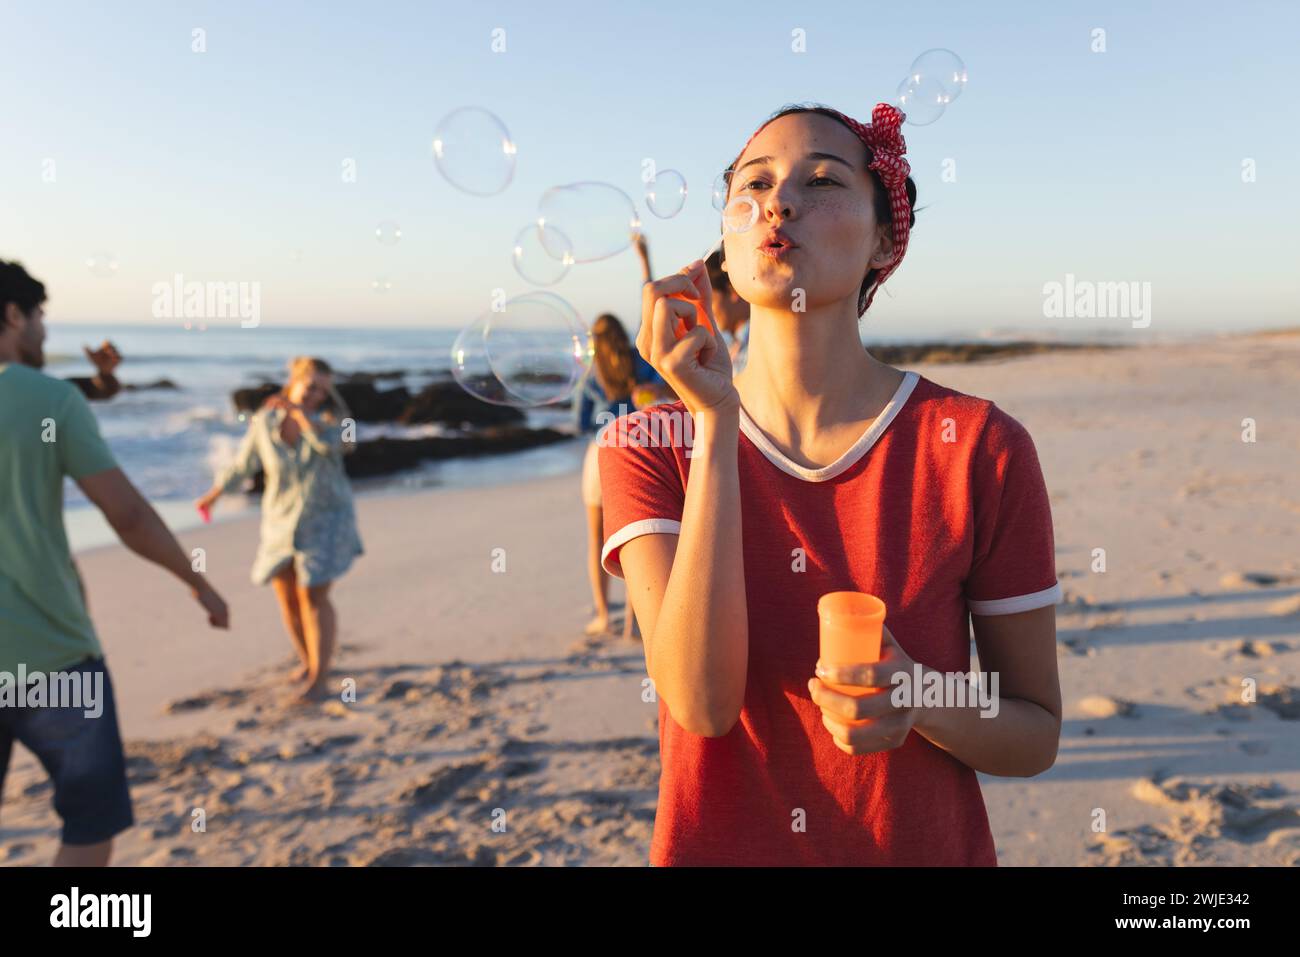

{"left": 40, "top": 319, "right": 1193, "bottom": 552}
{"left": 41, "top": 323, "right": 585, "bottom": 550}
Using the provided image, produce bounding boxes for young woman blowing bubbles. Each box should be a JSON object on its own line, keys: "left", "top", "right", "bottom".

{"left": 598, "top": 103, "right": 1063, "bottom": 866}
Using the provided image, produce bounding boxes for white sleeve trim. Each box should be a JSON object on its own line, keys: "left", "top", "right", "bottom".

{"left": 967, "top": 582, "right": 1063, "bottom": 616}
{"left": 600, "top": 518, "right": 683, "bottom": 579}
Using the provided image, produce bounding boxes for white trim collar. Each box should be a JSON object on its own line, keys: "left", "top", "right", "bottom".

{"left": 738, "top": 370, "right": 920, "bottom": 482}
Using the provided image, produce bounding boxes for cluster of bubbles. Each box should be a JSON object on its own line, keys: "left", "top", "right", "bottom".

{"left": 427, "top": 103, "right": 771, "bottom": 407}
{"left": 894, "top": 48, "right": 967, "bottom": 127}
{"left": 428, "top": 105, "right": 731, "bottom": 407}
{"left": 434, "top": 71, "right": 970, "bottom": 406}
{"left": 425, "top": 106, "right": 589, "bottom": 406}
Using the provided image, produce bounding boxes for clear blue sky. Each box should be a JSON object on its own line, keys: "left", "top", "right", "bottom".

{"left": 2, "top": 0, "right": 1296, "bottom": 338}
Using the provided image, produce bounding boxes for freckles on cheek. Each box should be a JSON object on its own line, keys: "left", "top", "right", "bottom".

{"left": 813, "top": 194, "right": 872, "bottom": 241}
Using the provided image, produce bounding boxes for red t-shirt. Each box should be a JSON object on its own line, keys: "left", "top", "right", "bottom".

{"left": 598, "top": 370, "right": 1062, "bottom": 866}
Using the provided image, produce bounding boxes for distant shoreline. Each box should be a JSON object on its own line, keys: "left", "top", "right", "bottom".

{"left": 42, "top": 323, "right": 1294, "bottom": 371}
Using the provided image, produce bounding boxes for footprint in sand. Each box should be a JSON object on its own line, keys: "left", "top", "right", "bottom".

{"left": 1210, "top": 638, "right": 1293, "bottom": 659}
{"left": 1087, "top": 775, "right": 1300, "bottom": 865}
{"left": 163, "top": 687, "right": 250, "bottom": 714}
{"left": 1220, "top": 571, "right": 1298, "bottom": 589}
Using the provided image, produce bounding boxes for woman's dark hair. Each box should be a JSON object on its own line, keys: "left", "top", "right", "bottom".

{"left": 0, "top": 260, "right": 47, "bottom": 327}
{"left": 722, "top": 103, "right": 919, "bottom": 315}
{"left": 590, "top": 313, "right": 636, "bottom": 401}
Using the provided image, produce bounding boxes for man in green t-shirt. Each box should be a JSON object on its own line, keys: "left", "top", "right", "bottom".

{"left": 0, "top": 260, "right": 229, "bottom": 866}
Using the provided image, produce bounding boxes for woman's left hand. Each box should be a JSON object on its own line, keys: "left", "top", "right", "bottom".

{"left": 807, "top": 624, "right": 922, "bottom": 756}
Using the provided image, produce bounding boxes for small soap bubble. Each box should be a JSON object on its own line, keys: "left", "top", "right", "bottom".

{"left": 722, "top": 195, "right": 759, "bottom": 233}
{"left": 375, "top": 221, "right": 402, "bottom": 245}
{"left": 512, "top": 223, "right": 574, "bottom": 287}
{"left": 646, "top": 169, "right": 687, "bottom": 218}
{"left": 711, "top": 170, "right": 732, "bottom": 212}
{"left": 910, "top": 48, "right": 967, "bottom": 102}
{"left": 895, "top": 74, "right": 947, "bottom": 126}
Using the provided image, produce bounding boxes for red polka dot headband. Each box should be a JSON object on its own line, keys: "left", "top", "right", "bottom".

{"left": 735, "top": 102, "right": 912, "bottom": 314}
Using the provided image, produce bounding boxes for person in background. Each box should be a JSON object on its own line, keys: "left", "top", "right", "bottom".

{"left": 576, "top": 314, "right": 661, "bottom": 640}
{"left": 705, "top": 250, "right": 751, "bottom": 375}
{"left": 0, "top": 259, "right": 229, "bottom": 867}
{"left": 195, "top": 357, "right": 362, "bottom": 703}
{"left": 574, "top": 233, "right": 666, "bottom": 640}
{"left": 67, "top": 341, "right": 124, "bottom": 401}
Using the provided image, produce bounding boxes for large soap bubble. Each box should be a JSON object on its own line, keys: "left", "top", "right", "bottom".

{"left": 537, "top": 182, "right": 640, "bottom": 263}
{"left": 451, "top": 292, "right": 591, "bottom": 407}
{"left": 432, "top": 107, "right": 517, "bottom": 196}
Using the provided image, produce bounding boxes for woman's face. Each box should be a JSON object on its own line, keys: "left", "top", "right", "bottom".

{"left": 724, "top": 112, "right": 886, "bottom": 314}
{"left": 288, "top": 371, "right": 330, "bottom": 411}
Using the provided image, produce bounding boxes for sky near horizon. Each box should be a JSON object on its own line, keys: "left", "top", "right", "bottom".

{"left": 1, "top": 0, "right": 1296, "bottom": 339}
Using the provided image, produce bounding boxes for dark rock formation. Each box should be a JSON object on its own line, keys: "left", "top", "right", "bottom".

{"left": 341, "top": 426, "right": 570, "bottom": 478}
{"left": 229, "top": 427, "right": 573, "bottom": 491}
{"left": 398, "top": 381, "right": 524, "bottom": 428}
{"left": 231, "top": 378, "right": 524, "bottom": 427}
{"left": 334, "top": 382, "right": 411, "bottom": 422}
{"left": 122, "top": 378, "right": 180, "bottom": 391}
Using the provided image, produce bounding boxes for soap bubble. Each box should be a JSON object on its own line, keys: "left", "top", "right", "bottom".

{"left": 86, "top": 251, "right": 119, "bottom": 278}
{"left": 910, "top": 48, "right": 967, "bottom": 102}
{"left": 537, "top": 182, "right": 639, "bottom": 263}
{"left": 895, "top": 74, "right": 947, "bottom": 126}
{"left": 371, "top": 277, "right": 393, "bottom": 294}
{"left": 451, "top": 292, "right": 591, "bottom": 407}
{"left": 376, "top": 221, "right": 402, "bottom": 245}
{"left": 645, "top": 169, "right": 687, "bottom": 218}
{"left": 512, "top": 223, "right": 574, "bottom": 287}
{"left": 722, "top": 195, "right": 759, "bottom": 233}
{"left": 432, "top": 107, "right": 517, "bottom": 196}
{"left": 711, "top": 170, "right": 732, "bottom": 211}
{"left": 699, "top": 196, "right": 760, "bottom": 261}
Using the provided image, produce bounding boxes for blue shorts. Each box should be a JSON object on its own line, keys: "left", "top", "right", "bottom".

{"left": 0, "top": 656, "right": 134, "bottom": 845}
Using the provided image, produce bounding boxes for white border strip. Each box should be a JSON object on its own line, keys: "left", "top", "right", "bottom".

{"left": 967, "top": 582, "right": 1064, "bottom": 616}
{"left": 601, "top": 518, "right": 683, "bottom": 578}
{"left": 738, "top": 371, "right": 920, "bottom": 482}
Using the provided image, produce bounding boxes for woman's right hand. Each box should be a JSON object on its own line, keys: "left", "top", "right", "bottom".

{"left": 193, "top": 580, "right": 230, "bottom": 629}
{"left": 637, "top": 260, "right": 738, "bottom": 417}
{"left": 195, "top": 488, "right": 220, "bottom": 513}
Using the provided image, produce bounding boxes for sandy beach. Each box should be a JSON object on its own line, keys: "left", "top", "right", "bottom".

{"left": 2, "top": 330, "right": 1298, "bottom": 867}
